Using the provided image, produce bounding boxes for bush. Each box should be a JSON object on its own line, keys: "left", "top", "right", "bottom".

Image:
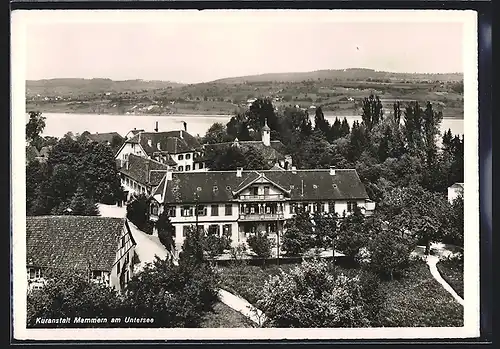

{"left": 247, "top": 232, "right": 272, "bottom": 258}
{"left": 257, "top": 259, "right": 372, "bottom": 328}
{"left": 123, "top": 257, "right": 220, "bottom": 327}
{"left": 27, "top": 268, "right": 123, "bottom": 328}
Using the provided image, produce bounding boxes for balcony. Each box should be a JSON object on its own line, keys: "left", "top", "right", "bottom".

{"left": 239, "top": 213, "right": 285, "bottom": 221}
{"left": 239, "top": 194, "right": 286, "bottom": 201}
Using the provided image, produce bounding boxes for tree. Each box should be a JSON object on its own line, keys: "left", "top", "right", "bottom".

{"left": 340, "top": 117, "right": 350, "bottom": 137}
{"left": 27, "top": 268, "right": 122, "bottom": 328}
{"left": 257, "top": 259, "right": 372, "bottom": 328}
{"left": 282, "top": 209, "right": 313, "bottom": 256}
{"left": 247, "top": 231, "right": 272, "bottom": 258}
{"left": 203, "top": 226, "right": 231, "bottom": 260}
{"left": 203, "top": 122, "right": 232, "bottom": 144}
{"left": 247, "top": 98, "right": 279, "bottom": 134}
{"left": 336, "top": 206, "right": 369, "bottom": 260}
{"left": 178, "top": 225, "right": 205, "bottom": 268}
{"left": 155, "top": 210, "right": 175, "bottom": 253}
{"left": 123, "top": 257, "right": 219, "bottom": 328}
{"left": 367, "top": 224, "right": 415, "bottom": 280}
{"left": 312, "top": 212, "right": 338, "bottom": 250}
{"left": 126, "top": 194, "right": 153, "bottom": 233}
{"left": 314, "top": 106, "right": 330, "bottom": 139}
{"left": 26, "top": 111, "right": 46, "bottom": 149}
{"left": 361, "top": 94, "right": 383, "bottom": 131}
{"left": 445, "top": 194, "right": 464, "bottom": 246}
{"left": 68, "top": 185, "right": 100, "bottom": 216}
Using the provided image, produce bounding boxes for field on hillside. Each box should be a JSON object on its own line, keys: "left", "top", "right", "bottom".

{"left": 26, "top": 70, "right": 464, "bottom": 118}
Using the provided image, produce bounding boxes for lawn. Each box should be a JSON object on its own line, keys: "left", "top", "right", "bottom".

{"left": 199, "top": 302, "right": 255, "bottom": 328}
{"left": 436, "top": 258, "right": 464, "bottom": 299}
{"left": 219, "top": 260, "right": 463, "bottom": 328}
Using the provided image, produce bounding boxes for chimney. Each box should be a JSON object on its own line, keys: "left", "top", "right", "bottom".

{"left": 183, "top": 121, "right": 187, "bottom": 132}
{"left": 291, "top": 166, "right": 297, "bottom": 174}
{"left": 236, "top": 167, "right": 243, "bottom": 177}
{"left": 157, "top": 142, "right": 161, "bottom": 150}
{"left": 179, "top": 130, "right": 183, "bottom": 139}
{"left": 147, "top": 139, "right": 152, "bottom": 147}
{"left": 154, "top": 121, "right": 159, "bottom": 132}
{"left": 329, "top": 166, "right": 336, "bottom": 176}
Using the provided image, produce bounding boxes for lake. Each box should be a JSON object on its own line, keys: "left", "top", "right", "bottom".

{"left": 37, "top": 112, "right": 464, "bottom": 139}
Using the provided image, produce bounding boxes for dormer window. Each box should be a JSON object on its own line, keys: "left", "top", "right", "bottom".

{"left": 213, "top": 186, "right": 218, "bottom": 192}
{"left": 290, "top": 185, "right": 295, "bottom": 189}
{"left": 313, "top": 184, "right": 318, "bottom": 189}
{"left": 226, "top": 186, "right": 231, "bottom": 191}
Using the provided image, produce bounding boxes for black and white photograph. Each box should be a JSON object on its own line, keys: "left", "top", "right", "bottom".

{"left": 12, "top": 9, "right": 479, "bottom": 340}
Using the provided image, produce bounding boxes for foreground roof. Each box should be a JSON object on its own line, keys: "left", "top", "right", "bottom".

{"left": 118, "top": 153, "right": 172, "bottom": 186}
{"left": 26, "top": 216, "right": 131, "bottom": 271}
{"left": 155, "top": 169, "right": 369, "bottom": 204}
{"left": 128, "top": 130, "right": 201, "bottom": 156}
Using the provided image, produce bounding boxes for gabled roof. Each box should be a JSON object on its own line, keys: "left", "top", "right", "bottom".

{"left": 26, "top": 216, "right": 133, "bottom": 271}
{"left": 85, "top": 132, "right": 123, "bottom": 144}
{"left": 118, "top": 154, "right": 171, "bottom": 186}
{"left": 158, "top": 169, "right": 369, "bottom": 204}
{"left": 127, "top": 131, "right": 201, "bottom": 157}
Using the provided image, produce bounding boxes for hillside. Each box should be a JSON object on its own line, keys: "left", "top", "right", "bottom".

{"left": 211, "top": 68, "right": 463, "bottom": 84}
{"left": 25, "top": 69, "right": 464, "bottom": 118}
{"left": 26, "top": 78, "right": 184, "bottom": 97}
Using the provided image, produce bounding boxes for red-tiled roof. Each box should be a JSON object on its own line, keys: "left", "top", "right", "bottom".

{"left": 26, "top": 216, "right": 132, "bottom": 271}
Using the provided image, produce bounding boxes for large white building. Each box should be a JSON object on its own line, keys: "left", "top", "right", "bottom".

{"left": 149, "top": 166, "right": 375, "bottom": 250}
{"left": 115, "top": 126, "right": 206, "bottom": 173}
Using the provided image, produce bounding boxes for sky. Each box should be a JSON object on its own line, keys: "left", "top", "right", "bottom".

{"left": 18, "top": 10, "right": 467, "bottom": 84}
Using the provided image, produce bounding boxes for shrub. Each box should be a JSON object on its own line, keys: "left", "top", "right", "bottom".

{"left": 27, "top": 268, "right": 123, "bottom": 328}
{"left": 123, "top": 257, "right": 220, "bottom": 327}
{"left": 247, "top": 232, "right": 272, "bottom": 258}
{"left": 257, "top": 259, "right": 372, "bottom": 328}
{"left": 126, "top": 194, "right": 153, "bottom": 233}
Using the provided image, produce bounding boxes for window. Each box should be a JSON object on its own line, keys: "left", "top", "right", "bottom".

{"left": 121, "top": 236, "right": 126, "bottom": 248}
{"left": 150, "top": 203, "right": 159, "bottom": 215}
{"left": 183, "top": 226, "right": 189, "bottom": 237}
{"left": 166, "top": 206, "right": 176, "bottom": 217}
{"left": 225, "top": 204, "right": 232, "bottom": 216}
{"left": 291, "top": 203, "right": 297, "bottom": 214}
{"left": 252, "top": 187, "right": 258, "bottom": 196}
{"left": 322, "top": 203, "right": 327, "bottom": 213}
{"left": 28, "top": 268, "right": 42, "bottom": 280}
{"left": 226, "top": 186, "right": 231, "bottom": 190}
{"left": 186, "top": 165, "right": 191, "bottom": 171}
{"left": 117, "top": 261, "right": 120, "bottom": 274}
{"left": 314, "top": 203, "right": 322, "bottom": 213}
{"left": 208, "top": 224, "right": 220, "bottom": 236}
{"left": 347, "top": 201, "right": 357, "bottom": 212}
{"left": 178, "top": 166, "right": 184, "bottom": 171}
{"left": 197, "top": 205, "right": 207, "bottom": 216}
{"left": 211, "top": 204, "right": 219, "bottom": 216}
{"left": 328, "top": 201, "right": 335, "bottom": 214}
{"left": 266, "top": 205, "right": 271, "bottom": 214}
{"left": 250, "top": 206, "right": 255, "bottom": 214}
{"left": 223, "top": 224, "right": 232, "bottom": 237}
{"left": 185, "top": 154, "right": 191, "bottom": 160}
{"left": 264, "top": 186, "right": 270, "bottom": 196}
{"left": 182, "top": 206, "right": 193, "bottom": 217}
{"left": 199, "top": 162, "right": 204, "bottom": 169}
{"left": 178, "top": 154, "right": 184, "bottom": 160}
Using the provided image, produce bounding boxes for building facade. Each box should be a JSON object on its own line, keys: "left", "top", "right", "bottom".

{"left": 149, "top": 167, "right": 375, "bottom": 250}
{"left": 447, "top": 182, "right": 464, "bottom": 203}
{"left": 115, "top": 128, "right": 206, "bottom": 172}
{"left": 26, "top": 216, "right": 136, "bottom": 292}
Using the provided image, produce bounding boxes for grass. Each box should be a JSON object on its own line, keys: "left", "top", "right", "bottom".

{"left": 377, "top": 261, "right": 463, "bottom": 327}
{"left": 219, "top": 260, "right": 464, "bottom": 328}
{"left": 199, "top": 302, "right": 255, "bottom": 328}
{"left": 436, "top": 258, "right": 464, "bottom": 299}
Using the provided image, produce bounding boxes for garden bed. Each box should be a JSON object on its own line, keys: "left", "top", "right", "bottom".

{"left": 436, "top": 258, "right": 464, "bottom": 299}
{"left": 219, "top": 260, "right": 463, "bottom": 328}
{"left": 199, "top": 302, "right": 255, "bottom": 328}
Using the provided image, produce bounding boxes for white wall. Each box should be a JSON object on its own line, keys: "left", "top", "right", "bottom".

{"left": 171, "top": 151, "right": 195, "bottom": 171}
{"left": 109, "top": 224, "right": 136, "bottom": 292}
{"left": 116, "top": 142, "right": 147, "bottom": 160}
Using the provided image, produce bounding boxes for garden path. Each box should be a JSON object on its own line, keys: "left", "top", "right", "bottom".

{"left": 426, "top": 255, "right": 464, "bottom": 306}
{"left": 218, "top": 289, "right": 267, "bottom": 326}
